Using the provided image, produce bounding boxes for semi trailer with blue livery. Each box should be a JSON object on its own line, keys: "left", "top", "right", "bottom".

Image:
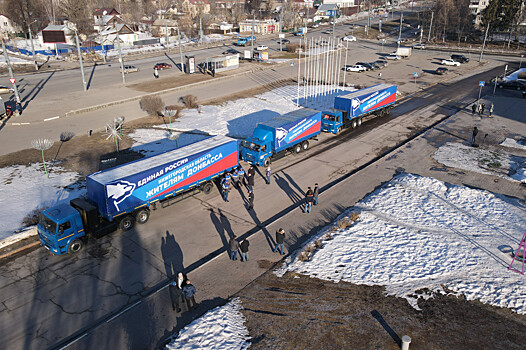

{"left": 38, "top": 136, "right": 239, "bottom": 255}
{"left": 321, "top": 84, "right": 397, "bottom": 134}
{"left": 240, "top": 108, "right": 322, "bottom": 167}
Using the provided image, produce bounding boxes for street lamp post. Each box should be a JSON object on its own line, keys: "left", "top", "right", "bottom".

{"left": 74, "top": 30, "right": 87, "bottom": 91}
{"left": 1, "top": 37, "right": 21, "bottom": 109}
{"left": 27, "top": 20, "right": 38, "bottom": 71}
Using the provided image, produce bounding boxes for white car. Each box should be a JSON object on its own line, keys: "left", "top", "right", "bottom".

{"left": 342, "top": 36, "right": 357, "bottom": 42}
{"left": 346, "top": 65, "right": 366, "bottom": 72}
{"left": 386, "top": 53, "right": 401, "bottom": 60}
{"left": 442, "top": 59, "right": 460, "bottom": 66}
{"left": 312, "top": 23, "right": 319, "bottom": 28}
{"left": 256, "top": 45, "right": 268, "bottom": 51}
{"left": 413, "top": 43, "right": 425, "bottom": 49}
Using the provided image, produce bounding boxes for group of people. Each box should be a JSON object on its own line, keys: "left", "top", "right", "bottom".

{"left": 168, "top": 272, "right": 198, "bottom": 313}
{"left": 472, "top": 102, "right": 493, "bottom": 117}
{"left": 229, "top": 235, "right": 250, "bottom": 261}
{"left": 303, "top": 183, "right": 319, "bottom": 213}
{"left": 220, "top": 164, "right": 272, "bottom": 210}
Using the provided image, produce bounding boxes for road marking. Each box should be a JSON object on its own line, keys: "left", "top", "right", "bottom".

{"left": 105, "top": 300, "right": 142, "bottom": 323}
{"left": 44, "top": 116, "right": 60, "bottom": 121}
{"left": 56, "top": 333, "right": 88, "bottom": 350}
{"left": 11, "top": 122, "right": 31, "bottom": 126}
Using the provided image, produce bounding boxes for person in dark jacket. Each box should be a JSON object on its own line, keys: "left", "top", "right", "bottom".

{"left": 221, "top": 176, "right": 230, "bottom": 202}
{"left": 240, "top": 238, "right": 250, "bottom": 261}
{"left": 237, "top": 166, "right": 245, "bottom": 187}
{"left": 229, "top": 235, "right": 240, "bottom": 260}
{"left": 246, "top": 165, "right": 256, "bottom": 191}
{"left": 265, "top": 166, "right": 271, "bottom": 184}
{"left": 471, "top": 126, "right": 478, "bottom": 146}
{"left": 169, "top": 279, "right": 183, "bottom": 312}
{"left": 313, "top": 183, "right": 319, "bottom": 205}
{"left": 304, "top": 187, "right": 314, "bottom": 213}
{"left": 274, "top": 228, "right": 285, "bottom": 255}
{"left": 471, "top": 103, "right": 477, "bottom": 115}
{"left": 231, "top": 168, "right": 239, "bottom": 189}
{"left": 247, "top": 189, "right": 254, "bottom": 210}
{"left": 182, "top": 280, "right": 198, "bottom": 310}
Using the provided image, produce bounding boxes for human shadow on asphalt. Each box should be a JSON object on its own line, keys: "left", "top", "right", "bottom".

{"left": 86, "top": 63, "right": 97, "bottom": 90}
{"left": 20, "top": 71, "right": 55, "bottom": 110}
{"left": 209, "top": 209, "right": 232, "bottom": 251}
{"left": 161, "top": 230, "right": 184, "bottom": 279}
{"left": 154, "top": 296, "right": 227, "bottom": 349}
{"left": 275, "top": 173, "right": 303, "bottom": 204}
{"left": 246, "top": 205, "right": 275, "bottom": 250}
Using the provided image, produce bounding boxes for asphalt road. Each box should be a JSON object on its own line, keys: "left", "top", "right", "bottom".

{"left": 0, "top": 63, "right": 510, "bottom": 350}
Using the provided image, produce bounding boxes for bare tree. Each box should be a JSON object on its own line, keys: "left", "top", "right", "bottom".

{"left": 58, "top": 0, "right": 94, "bottom": 35}
{"left": 1, "top": 0, "right": 46, "bottom": 36}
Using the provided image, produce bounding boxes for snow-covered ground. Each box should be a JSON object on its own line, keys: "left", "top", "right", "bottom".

{"left": 501, "top": 137, "right": 526, "bottom": 151}
{"left": 0, "top": 163, "right": 85, "bottom": 241}
{"left": 433, "top": 142, "right": 525, "bottom": 181}
{"left": 166, "top": 298, "right": 251, "bottom": 350}
{"left": 275, "top": 173, "right": 526, "bottom": 313}
{"left": 0, "top": 55, "right": 32, "bottom": 65}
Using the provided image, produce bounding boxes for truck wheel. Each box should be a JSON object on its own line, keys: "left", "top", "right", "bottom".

{"left": 264, "top": 157, "right": 271, "bottom": 167}
{"left": 357, "top": 118, "right": 362, "bottom": 127}
{"left": 351, "top": 119, "right": 357, "bottom": 129}
{"left": 136, "top": 209, "right": 150, "bottom": 224}
{"left": 119, "top": 216, "right": 134, "bottom": 231}
{"left": 336, "top": 127, "right": 342, "bottom": 134}
{"left": 68, "top": 239, "right": 84, "bottom": 254}
{"left": 200, "top": 181, "right": 214, "bottom": 195}
{"left": 302, "top": 141, "right": 309, "bottom": 151}
{"left": 294, "top": 144, "right": 302, "bottom": 153}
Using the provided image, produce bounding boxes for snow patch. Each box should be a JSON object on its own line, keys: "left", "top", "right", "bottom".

{"left": 166, "top": 298, "right": 251, "bottom": 350}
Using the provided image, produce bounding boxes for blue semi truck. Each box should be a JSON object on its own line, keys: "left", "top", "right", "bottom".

{"left": 38, "top": 136, "right": 239, "bottom": 255}
{"left": 237, "top": 36, "right": 256, "bottom": 46}
{"left": 321, "top": 84, "right": 397, "bottom": 134}
{"left": 240, "top": 108, "right": 322, "bottom": 167}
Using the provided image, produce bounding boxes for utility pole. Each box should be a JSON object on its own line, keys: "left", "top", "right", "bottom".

{"left": 74, "top": 31, "right": 87, "bottom": 91}
{"left": 115, "top": 23, "right": 126, "bottom": 84}
{"left": 177, "top": 27, "right": 184, "bottom": 72}
{"left": 479, "top": 22, "right": 490, "bottom": 62}
{"left": 251, "top": 14, "right": 255, "bottom": 61}
{"left": 1, "top": 37, "right": 21, "bottom": 108}
{"left": 427, "top": 11, "right": 433, "bottom": 42}
{"left": 165, "top": 21, "right": 168, "bottom": 46}
{"left": 27, "top": 21, "right": 38, "bottom": 71}
{"left": 367, "top": 0, "right": 371, "bottom": 37}
{"left": 199, "top": 17, "right": 203, "bottom": 44}
{"left": 398, "top": 9, "right": 403, "bottom": 48}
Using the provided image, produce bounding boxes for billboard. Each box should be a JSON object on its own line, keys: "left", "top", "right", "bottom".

{"left": 42, "top": 30, "right": 66, "bottom": 44}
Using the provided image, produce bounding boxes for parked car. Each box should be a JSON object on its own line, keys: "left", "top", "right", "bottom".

{"left": 256, "top": 45, "right": 268, "bottom": 51}
{"left": 523, "top": 91, "right": 526, "bottom": 98}
{"left": 441, "top": 59, "right": 460, "bottom": 66}
{"left": 120, "top": 65, "right": 139, "bottom": 74}
{"left": 342, "top": 36, "right": 357, "bottom": 42}
{"left": 317, "top": 40, "right": 329, "bottom": 46}
{"left": 413, "top": 43, "right": 425, "bottom": 49}
{"left": 386, "top": 53, "right": 401, "bottom": 60}
{"left": 374, "top": 59, "right": 388, "bottom": 68}
{"left": 278, "top": 38, "right": 290, "bottom": 43}
{"left": 346, "top": 65, "right": 367, "bottom": 72}
{"left": 356, "top": 62, "right": 375, "bottom": 71}
{"left": 451, "top": 54, "right": 469, "bottom": 63}
{"left": 222, "top": 48, "right": 239, "bottom": 55}
{"left": 370, "top": 62, "right": 383, "bottom": 70}
{"left": 154, "top": 62, "right": 172, "bottom": 70}
{"left": 312, "top": 23, "right": 319, "bottom": 28}
{"left": 435, "top": 67, "right": 448, "bottom": 75}
{"left": 0, "top": 85, "right": 14, "bottom": 94}
{"left": 497, "top": 80, "right": 526, "bottom": 90}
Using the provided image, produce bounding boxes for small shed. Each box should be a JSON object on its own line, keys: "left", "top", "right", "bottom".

{"left": 204, "top": 54, "right": 239, "bottom": 75}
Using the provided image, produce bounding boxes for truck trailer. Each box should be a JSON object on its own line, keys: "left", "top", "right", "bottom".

{"left": 240, "top": 108, "right": 322, "bottom": 167}
{"left": 237, "top": 36, "right": 256, "bottom": 46}
{"left": 321, "top": 84, "right": 397, "bottom": 134}
{"left": 38, "top": 136, "right": 239, "bottom": 255}
{"left": 395, "top": 47, "right": 412, "bottom": 58}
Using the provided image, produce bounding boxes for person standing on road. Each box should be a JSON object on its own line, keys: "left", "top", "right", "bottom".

{"left": 265, "top": 166, "right": 272, "bottom": 184}
{"left": 471, "top": 126, "right": 478, "bottom": 146}
{"left": 154, "top": 67, "right": 159, "bottom": 79}
{"left": 378, "top": 72, "right": 382, "bottom": 79}
{"left": 182, "top": 280, "right": 198, "bottom": 310}
{"left": 313, "top": 183, "right": 319, "bottom": 205}
{"left": 247, "top": 165, "right": 255, "bottom": 192}
{"left": 247, "top": 189, "right": 254, "bottom": 210}
{"left": 240, "top": 238, "right": 250, "bottom": 262}
{"left": 176, "top": 272, "right": 187, "bottom": 289}
{"left": 169, "top": 278, "right": 183, "bottom": 312}
{"left": 221, "top": 176, "right": 230, "bottom": 202}
{"left": 472, "top": 103, "right": 477, "bottom": 115}
{"left": 237, "top": 166, "right": 246, "bottom": 187}
{"left": 229, "top": 235, "right": 240, "bottom": 260}
{"left": 304, "top": 187, "right": 314, "bottom": 213}
{"left": 481, "top": 103, "right": 485, "bottom": 116}
{"left": 489, "top": 103, "right": 494, "bottom": 117}
{"left": 274, "top": 228, "right": 285, "bottom": 255}
{"left": 231, "top": 168, "right": 239, "bottom": 189}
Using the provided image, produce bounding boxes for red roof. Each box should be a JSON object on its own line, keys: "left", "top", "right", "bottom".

{"left": 93, "top": 8, "right": 120, "bottom": 16}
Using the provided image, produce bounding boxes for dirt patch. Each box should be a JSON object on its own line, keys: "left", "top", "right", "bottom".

{"left": 127, "top": 71, "right": 215, "bottom": 92}
{"left": 237, "top": 271, "right": 526, "bottom": 350}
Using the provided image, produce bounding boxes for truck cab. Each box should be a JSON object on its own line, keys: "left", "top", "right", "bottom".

{"left": 38, "top": 203, "right": 85, "bottom": 255}
{"left": 321, "top": 109, "right": 346, "bottom": 134}
{"left": 240, "top": 128, "right": 273, "bottom": 167}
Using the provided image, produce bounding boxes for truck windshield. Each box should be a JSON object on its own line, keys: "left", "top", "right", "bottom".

{"left": 243, "top": 141, "right": 261, "bottom": 152}
{"left": 323, "top": 114, "right": 337, "bottom": 121}
{"left": 39, "top": 213, "right": 57, "bottom": 235}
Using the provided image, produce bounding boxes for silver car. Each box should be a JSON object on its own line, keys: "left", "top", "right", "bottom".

{"left": 121, "top": 65, "right": 139, "bottom": 73}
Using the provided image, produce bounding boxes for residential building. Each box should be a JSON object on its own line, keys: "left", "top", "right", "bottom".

{"left": 93, "top": 8, "right": 122, "bottom": 32}
{"left": 209, "top": 22, "right": 235, "bottom": 34}
{"left": 317, "top": 4, "right": 339, "bottom": 18}
{"left": 181, "top": 0, "right": 211, "bottom": 17}
{"left": 100, "top": 23, "right": 141, "bottom": 47}
{"left": 38, "top": 24, "right": 76, "bottom": 46}
{"left": 153, "top": 19, "right": 178, "bottom": 37}
{"left": 0, "top": 14, "right": 20, "bottom": 35}
{"left": 239, "top": 19, "right": 280, "bottom": 34}
{"left": 293, "top": 0, "right": 315, "bottom": 8}
{"left": 322, "top": 0, "right": 358, "bottom": 8}
{"left": 469, "top": 0, "right": 489, "bottom": 26}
